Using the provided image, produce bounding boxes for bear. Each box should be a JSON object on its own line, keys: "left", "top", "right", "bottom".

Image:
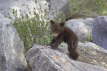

{"left": 49, "top": 19, "right": 79, "bottom": 60}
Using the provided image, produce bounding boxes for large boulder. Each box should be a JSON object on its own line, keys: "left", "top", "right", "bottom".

{"left": 65, "top": 18, "right": 94, "bottom": 42}
{"left": 92, "top": 16, "right": 107, "bottom": 49}
{"left": 58, "top": 42, "right": 107, "bottom": 68}
{"left": 0, "top": 14, "right": 28, "bottom": 71}
{"left": 26, "top": 44, "right": 107, "bottom": 71}
{"left": 78, "top": 42, "right": 107, "bottom": 68}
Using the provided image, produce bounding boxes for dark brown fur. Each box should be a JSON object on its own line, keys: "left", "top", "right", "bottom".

{"left": 50, "top": 20, "right": 79, "bottom": 60}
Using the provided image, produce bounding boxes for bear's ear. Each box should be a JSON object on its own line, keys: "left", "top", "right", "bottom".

{"left": 50, "top": 20, "right": 55, "bottom": 25}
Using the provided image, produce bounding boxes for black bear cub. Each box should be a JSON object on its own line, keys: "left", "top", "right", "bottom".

{"left": 50, "top": 20, "right": 79, "bottom": 60}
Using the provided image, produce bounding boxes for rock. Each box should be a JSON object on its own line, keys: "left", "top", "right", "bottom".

{"left": 65, "top": 18, "right": 94, "bottom": 42}
{"left": 26, "top": 44, "right": 107, "bottom": 71}
{"left": 57, "top": 42, "right": 107, "bottom": 68}
{"left": 92, "top": 16, "right": 107, "bottom": 49}
{"left": 78, "top": 42, "right": 107, "bottom": 68}
{"left": 48, "top": 0, "right": 70, "bottom": 20}
{"left": 84, "top": 18, "right": 95, "bottom": 29}
{"left": 0, "top": 14, "right": 28, "bottom": 71}
{"left": 0, "top": 13, "right": 5, "bottom": 18}
{"left": 0, "top": 0, "right": 49, "bottom": 19}
{"left": 78, "top": 42, "right": 101, "bottom": 48}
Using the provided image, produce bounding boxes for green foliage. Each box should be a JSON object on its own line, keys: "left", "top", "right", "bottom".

{"left": 13, "top": 17, "right": 52, "bottom": 51}
{"left": 69, "top": 0, "right": 107, "bottom": 16}
{"left": 52, "top": 0, "right": 107, "bottom": 24}
{"left": 87, "top": 30, "right": 93, "bottom": 42}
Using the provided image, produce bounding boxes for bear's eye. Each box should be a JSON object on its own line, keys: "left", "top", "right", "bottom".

{"left": 50, "top": 20, "right": 55, "bottom": 24}
{"left": 60, "top": 22, "right": 65, "bottom": 26}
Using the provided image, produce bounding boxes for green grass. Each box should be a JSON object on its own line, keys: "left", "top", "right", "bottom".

{"left": 13, "top": 17, "right": 52, "bottom": 51}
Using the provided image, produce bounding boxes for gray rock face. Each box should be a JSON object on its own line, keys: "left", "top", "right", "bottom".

{"left": 58, "top": 42, "right": 107, "bottom": 68}
{"left": 0, "top": 14, "right": 27, "bottom": 71}
{"left": 92, "top": 16, "right": 107, "bottom": 49}
{"left": 65, "top": 18, "right": 94, "bottom": 42}
{"left": 26, "top": 44, "right": 107, "bottom": 71}
{"left": 78, "top": 42, "right": 107, "bottom": 68}
{"left": 48, "top": 0, "right": 70, "bottom": 19}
